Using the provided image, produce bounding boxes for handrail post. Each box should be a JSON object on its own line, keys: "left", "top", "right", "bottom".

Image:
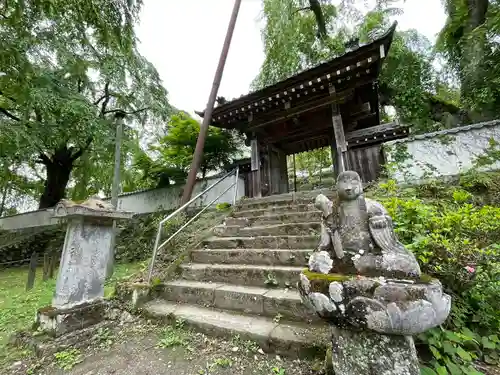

{"left": 233, "top": 166, "right": 239, "bottom": 205}
{"left": 147, "top": 168, "right": 238, "bottom": 283}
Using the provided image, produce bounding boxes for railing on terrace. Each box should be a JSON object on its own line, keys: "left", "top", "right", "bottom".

{"left": 147, "top": 167, "right": 239, "bottom": 283}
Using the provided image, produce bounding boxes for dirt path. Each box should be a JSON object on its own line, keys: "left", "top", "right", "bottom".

{"left": 6, "top": 320, "right": 323, "bottom": 375}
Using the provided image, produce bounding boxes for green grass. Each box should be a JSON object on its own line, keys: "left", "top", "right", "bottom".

{"left": 0, "top": 261, "right": 144, "bottom": 349}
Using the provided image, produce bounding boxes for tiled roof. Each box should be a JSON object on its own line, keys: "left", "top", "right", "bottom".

{"left": 388, "top": 119, "right": 500, "bottom": 144}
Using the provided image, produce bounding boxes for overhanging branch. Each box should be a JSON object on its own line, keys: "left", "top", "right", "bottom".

{"left": 103, "top": 107, "right": 149, "bottom": 116}
{"left": 99, "top": 81, "right": 111, "bottom": 117}
{"left": 0, "top": 108, "right": 21, "bottom": 121}
{"left": 70, "top": 136, "right": 93, "bottom": 162}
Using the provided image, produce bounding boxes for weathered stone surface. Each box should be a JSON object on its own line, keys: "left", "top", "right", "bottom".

{"left": 236, "top": 222, "right": 321, "bottom": 237}
{"left": 53, "top": 220, "right": 112, "bottom": 308}
{"left": 300, "top": 274, "right": 311, "bottom": 294}
{"left": 202, "top": 235, "right": 318, "bottom": 250}
{"left": 180, "top": 263, "right": 302, "bottom": 288}
{"left": 52, "top": 201, "right": 133, "bottom": 308}
{"left": 114, "top": 282, "right": 152, "bottom": 309}
{"left": 231, "top": 211, "right": 322, "bottom": 226}
{"left": 308, "top": 251, "right": 333, "bottom": 274}
{"left": 313, "top": 171, "right": 421, "bottom": 279}
{"left": 214, "top": 284, "right": 265, "bottom": 315}
{"left": 300, "top": 273, "right": 452, "bottom": 335}
{"left": 190, "top": 248, "right": 311, "bottom": 267}
{"left": 143, "top": 300, "right": 330, "bottom": 358}
{"left": 329, "top": 282, "right": 344, "bottom": 303}
{"left": 330, "top": 327, "right": 420, "bottom": 375}
{"left": 36, "top": 300, "right": 108, "bottom": 337}
{"left": 163, "top": 280, "right": 219, "bottom": 307}
{"left": 263, "top": 289, "right": 317, "bottom": 322}
{"left": 309, "top": 293, "right": 336, "bottom": 315}
{"left": 231, "top": 204, "right": 319, "bottom": 218}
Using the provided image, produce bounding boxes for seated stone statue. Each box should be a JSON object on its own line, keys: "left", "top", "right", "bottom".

{"left": 313, "top": 170, "right": 421, "bottom": 279}
{"left": 299, "top": 171, "right": 451, "bottom": 375}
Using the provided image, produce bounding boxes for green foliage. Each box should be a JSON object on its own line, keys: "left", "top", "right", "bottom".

{"left": 264, "top": 273, "right": 279, "bottom": 287}
{"left": 253, "top": 0, "right": 456, "bottom": 130}
{"left": 134, "top": 111, "right": 241, "bottom": 188}
{"left": 418, "top": 329, "right": 499, "bottom": 374}
{"left": 115, "top": 212, "right": 178, "bottom": 263}
{"left": 54, "top": 349, "right": 83, "bottom": 370}
{"left": 0, "top": 0, "right": 171, "bottom": 207}
{"left": 215, "top": 202, "right": 231, "bottom": 211}
{"left": 272, "top": 367, "right": 286, "bottom": 375}
{"left": 209, "top": 357, "right": 233, "bottom": 370}
{"left": 156, "top": 319, "right": 192, "bottom": 351}
{"left": 372, "top": 177, "right": 500, "bottom": 373}
{"left": 436, "top": 0, "right": 500, "bottom": 120}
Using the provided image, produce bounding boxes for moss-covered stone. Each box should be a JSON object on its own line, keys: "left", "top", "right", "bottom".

{"left": 418, "top": 273, "right": 433, "bottom": 283}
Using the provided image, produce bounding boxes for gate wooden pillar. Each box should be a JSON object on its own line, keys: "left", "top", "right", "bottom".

{"left": 268, "top": 145, "right": 289, "bottom": 195}
{"left": 330, "top": 86, "right": 349, "bottom": 176}
{"left": 250, "top": 136, "right": 262, "bottom": 198}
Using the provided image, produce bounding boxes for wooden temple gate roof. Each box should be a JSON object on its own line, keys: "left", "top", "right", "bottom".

{"left": 200, "top": 22, "right": 407, "bottom": 154}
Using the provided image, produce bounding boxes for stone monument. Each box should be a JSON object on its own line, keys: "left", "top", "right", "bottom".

{"left": 36, "top": 198, "right": 134, "bottom": 337}
{"left": 298, "top": 171, "right": 451, "bottom": 375}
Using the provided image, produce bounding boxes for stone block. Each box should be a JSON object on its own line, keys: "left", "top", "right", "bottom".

{"left": 52, "top": 201, "right": 133, "bottom": 309}
{"left": 114, "top": 282, "right": 152, "bottom": 309}
{"left": 263, "top": 289, "right": 315, "bottom": 321}
{"left": 35, "top": 300, "right": 108, "bottom": 337}
{"left": 214, "top": 285, "right": 265, "bottom": 314}
{"left": 330, "top": 327, "right": 420, "bottom": 375}
{"left": 163, "top": 281, "right": 218, "bottom": 307}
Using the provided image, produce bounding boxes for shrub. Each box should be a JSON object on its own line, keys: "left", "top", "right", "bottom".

{"left": 374, "top": 177, "right": 500, "bottom": 373}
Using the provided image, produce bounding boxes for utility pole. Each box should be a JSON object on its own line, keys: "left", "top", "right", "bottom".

{"left": 111, "top": 112, "right": 126, "bottom": 208}
{"left": 107, "top": 111, "right": 126, "bottom": 278}
{"left": 181, "top": 0, "right": 242, "bottom": 204}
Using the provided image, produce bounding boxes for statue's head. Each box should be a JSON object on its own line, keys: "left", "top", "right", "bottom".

{"left": 336, "top": 171, "right": 363, "bottom": 201}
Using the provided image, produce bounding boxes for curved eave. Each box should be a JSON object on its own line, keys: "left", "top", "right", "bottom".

{"left": 199, "top": 22, "right": 398, "bottom": 127}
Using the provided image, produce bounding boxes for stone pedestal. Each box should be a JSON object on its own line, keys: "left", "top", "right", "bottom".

{"left": 52, "top": 200, "right": 133, "bottom": 308}
{"left": 298, "top": 171, "right": 452, "bottom": 375}
{"left": 35, "top": 200, "right": 133, "bottom": 337}
{"left": 36, "top": 301, "right": 108, "bottom": 337}
{"left": 330, "top": 328, "right": 419, "bottom": 375}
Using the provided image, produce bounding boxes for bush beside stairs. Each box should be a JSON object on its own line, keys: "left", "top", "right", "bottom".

{"left": 141, "top": 190, "right": 335, "bottom": 358}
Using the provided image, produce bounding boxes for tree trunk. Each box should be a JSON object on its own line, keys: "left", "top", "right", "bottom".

{"left": 38, "top": 147, "right": 75, "bottom": 209}
{"left": 0, "top": 184, "right": 8, "bottom": 217}
{"left": 460, "top": 0, "right": 489, "bottom": 118}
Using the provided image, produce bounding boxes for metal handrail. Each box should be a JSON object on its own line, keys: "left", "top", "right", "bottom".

{"left": 147, "top": 167, "right": 239, "bottom": 283}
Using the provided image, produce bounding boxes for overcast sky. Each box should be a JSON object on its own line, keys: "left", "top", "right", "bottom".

{"left": 136, "top": 0, "right": 446, "bottom": 116}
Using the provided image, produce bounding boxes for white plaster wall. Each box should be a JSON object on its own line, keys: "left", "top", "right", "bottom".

{"left": 0, "top": 176, "right": 245, "bottom": 230}
{"left": 384, "top": 122, "right": 500, "bottom": 183}
{"left": 0, "top": 209, "right": 59, "bottom": 231}
{"left": 116, "top": 175, "right": 245, "bottom": 214}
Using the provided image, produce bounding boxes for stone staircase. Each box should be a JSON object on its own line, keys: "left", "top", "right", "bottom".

{"left": 143, "top": 190, "right": 334, "bottom": 357}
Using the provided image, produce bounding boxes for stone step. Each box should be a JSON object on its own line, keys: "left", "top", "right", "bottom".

{"left": 232, "top": 204, "right": 318, "bottom": 218}
{"left": 180, "top": 263, "right": 303, "bottom": 289}
{"left": 190, "top": 248, "right": 311, "bottom": 266}
{"left": 217, "top": 222, "right": 321, "bottom": 237}
{"left": 236, "top": 198, "right": 315, "bottom": 211}
{"left": 201, "top": 235, "right": 318, "bottom": 249}
{"left": 143, "top": 300, "right": 328, "bottom": 358}
{"left": 236, "top": 189, "right": 335, "bottom": 209}
{"left": 226, "top": 211, "right": 321, "bottom": 226}
{"left": 160, "top": 280, "right": 317, "bottom": 322}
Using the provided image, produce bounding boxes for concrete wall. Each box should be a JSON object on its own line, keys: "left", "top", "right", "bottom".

{"left": 0, "top": 209, "right": 60, "bottom": 231}
{"left": 384, "top": 120, "right": 500, "bottom": 183}
{"left": 0, "top": 174, "right": 245, "bottom": 230}
{"left": 116, "top": 174, "right": 245, "bottom": 214}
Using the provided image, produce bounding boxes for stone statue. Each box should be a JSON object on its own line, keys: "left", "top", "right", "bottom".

{"left": 313, "top": 170, "right": 421, "bottom": 279}
{"left": 299, "top": 171, "right": 451, "bottom": 375}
